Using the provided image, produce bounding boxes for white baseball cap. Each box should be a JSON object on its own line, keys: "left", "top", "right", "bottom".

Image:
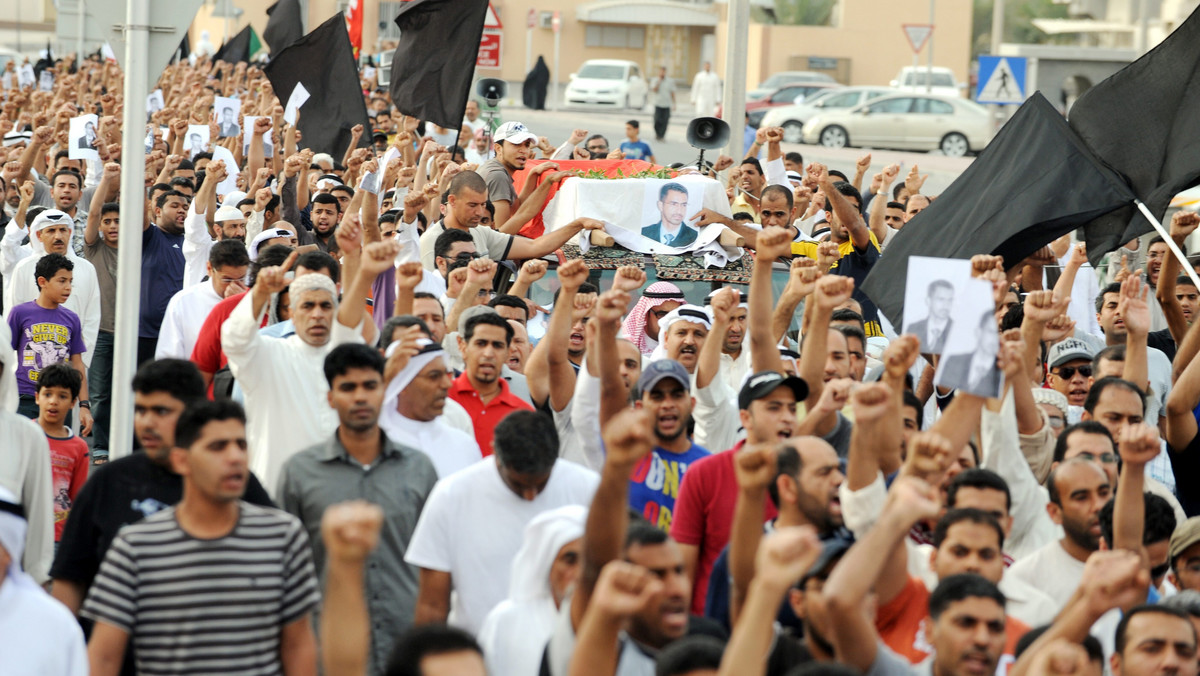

{"left": 493, "top": 121, "right": 537, "bottom": 145}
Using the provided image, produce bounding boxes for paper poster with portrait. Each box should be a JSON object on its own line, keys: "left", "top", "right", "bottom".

{"left": 68, "top": 114, "right": 101, "bottom": 161}
{"left": 933, "top": 276, "right": 1004, "bottom": 399}
{"left": 242, "top": 116, "right": 274, "bottom": 158}
{"left": 542, "top": 174, "right": 735, "bottom": 257}
{"left": 214, "top": 96, "right": 242, "bottom": 138}
{"left": 901, "top": 256, "right": 972, "bottom": 355}
{"left": 146, "top": 89, "right": 165, "bottom": 117}
{"left": 185, "top": 124, "right": 210, "bottom": 160}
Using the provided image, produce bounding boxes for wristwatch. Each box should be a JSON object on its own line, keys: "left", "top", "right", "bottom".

{"left": 78, "top": 400, "right": 91, "bottom": 409}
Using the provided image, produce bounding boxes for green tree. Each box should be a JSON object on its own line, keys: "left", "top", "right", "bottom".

{"left": 971, "top": 0, "right": 1071, "bottom": 57}
{"left": 753, "top": 0, "right": 839, "bottom": 26}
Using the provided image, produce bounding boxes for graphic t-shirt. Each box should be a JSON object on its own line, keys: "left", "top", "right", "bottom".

{"left": 629, "top": 443, "right": 710, "bottom": 530}
{"left": 47, "top": 432, "right": 90, "bottom": 541}
{"left": 620, "top": 140, "right": 654, "bottom": 161}
{"left": 6, "top": 301, "right": 86, "bottom": 396}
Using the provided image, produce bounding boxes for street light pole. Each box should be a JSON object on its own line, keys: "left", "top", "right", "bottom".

{"left": 722, "top": 0, "right": 749, "bottom": 161}
{"left": 110, "top": 0, "right": 150, "bottom": 460}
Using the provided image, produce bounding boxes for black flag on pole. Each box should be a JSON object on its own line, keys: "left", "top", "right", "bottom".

{"left": 1068, "top": 5, "right": 1200, "bottom": 263}
{"left": 860, "top": 93, "right": 1136, "bottom": 329}
{"left": 388, "top": 0, "right": 490, "bottom": 130}
{"left": 262, "top": 14, "right": 372, "bottom": 157}
{"left": 213, "top": 25, "right": 255, "bottom": 64}
{"left": 264, "top": 0, "right": 304, "bottom": 55}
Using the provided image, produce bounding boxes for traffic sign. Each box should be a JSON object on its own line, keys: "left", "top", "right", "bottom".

{"left": 976, "top": 55, "right": 1027, "bottom": 104}
{"left": 902, "top": 24, "right": 933, "bottom": 53}
{"left": 477, "top": 32, "right": 502, "bottom": 69}
{"left": 484, "top": 2, "right": 503, "bottom": 29}
{"left": 527, "top": 8, "right": 537, "bottom": 29}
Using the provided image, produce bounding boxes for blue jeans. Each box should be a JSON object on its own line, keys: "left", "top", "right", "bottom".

{"left": 90, "top": 330, "right": 115, "bottom": 458}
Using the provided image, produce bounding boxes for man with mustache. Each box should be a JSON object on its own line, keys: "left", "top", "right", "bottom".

{"left": 137, "top": 189, "right": 189, "bottom": 364}
{"left": 448, "top": 311, "right": 534, "bottom": 454}
{"left": 181, "top": 160, "right": 246, "bottom": 289}
{"left": 279, "top": 343, "right": 439, "bottom": 675}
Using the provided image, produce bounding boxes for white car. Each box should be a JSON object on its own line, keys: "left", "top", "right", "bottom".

{"left": 890, "top": 66, "right": 964, "bottom": 98}
{"left": 746, "top": 70, "right": 837, "bottom": 101}
{"left": 801, "top": 93, "right": 993, "bottom": 157}
{"left": 563, "top": 59, "right": 648, "bottom": 109}
{"left": 759, "top": 86, "right": 897, "bottom": 143}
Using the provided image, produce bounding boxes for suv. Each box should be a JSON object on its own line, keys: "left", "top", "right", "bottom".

{"left": 563, "top": 60, "right": 648, "bottom": 109}
{"left": 890, "top": 67, "right": 963, "bottom": 98}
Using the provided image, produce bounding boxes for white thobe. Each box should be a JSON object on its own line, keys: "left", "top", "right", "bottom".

{"left": 381, "top": 413, "right": 483, "bottom": 478}
{"left": 181, "top": 201, "right": 214, "bottom": 289}
{"left": 155, "top": 280, "right": 223, "bottom": 360}
{"left": 3, "top": 251, "right": 101, "bottom": 367}
{"left": 690, "top": 71, "right": 723, "bottom": 117}
{"left": 222, "top": 293, "right": 363, "bottom": 496}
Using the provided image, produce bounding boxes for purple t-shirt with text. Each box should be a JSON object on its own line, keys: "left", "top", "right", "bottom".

{"left": 6, "top": 301, "right": 86, "bottom": 396}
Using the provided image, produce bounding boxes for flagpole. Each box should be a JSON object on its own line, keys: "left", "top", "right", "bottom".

{"left": 1135, "top": 199, "right": 1200, "bottom": 291}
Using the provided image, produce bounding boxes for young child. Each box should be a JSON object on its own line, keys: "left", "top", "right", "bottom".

{"left": 619, "top": 120, "right": 656, "bottom": 164}
{"left": 34, "top": 363, "right": 89, "bottom": 542}
{"left": 6, "top": 252, "right": 91, "bottom": 432}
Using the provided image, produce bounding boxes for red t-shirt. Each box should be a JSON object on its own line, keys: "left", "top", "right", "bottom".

{"left": 47, "top": 432, "right": 90, "bottom": 542}
{"left": 877, "top": 576, "right": 1028, "bottom": 672}
{"left": 447, "top": 372, "right": 533, "bottom": 456}
{"left": 189, "top": 291, "right": 272, "bottom": 397}
{"left": 669, "top": 442, "right": 779, "bottom": 615}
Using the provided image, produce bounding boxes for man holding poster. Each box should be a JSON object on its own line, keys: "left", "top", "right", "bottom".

{"left": 642, "top": 182, "right": 697, "bottom": 247}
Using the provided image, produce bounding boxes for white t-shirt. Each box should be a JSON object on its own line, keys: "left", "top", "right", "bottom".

{"left": 404, "top": 457, "right": 599, "bottom": 634}
{"left": 1006, "top": 540, "right": 1087, "bottom": 611}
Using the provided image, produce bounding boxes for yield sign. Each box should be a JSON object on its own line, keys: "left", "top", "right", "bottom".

{"left": 484, "top": 2, "right": 503, "bottom": 29}
{"left": 903, "top": 24, "right": 934, "bottom": 54}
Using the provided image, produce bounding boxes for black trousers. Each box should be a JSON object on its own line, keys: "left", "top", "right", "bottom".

{"left": 653, "top": 106, "right": 670, "bottom": 140}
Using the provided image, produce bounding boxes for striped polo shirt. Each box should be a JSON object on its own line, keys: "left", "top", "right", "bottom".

{"left": 81, "top": 502, "right": 320, "bottom": 675}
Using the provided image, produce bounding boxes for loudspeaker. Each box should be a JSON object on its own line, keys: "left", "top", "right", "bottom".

{"left": 686, "top": 116, "right": 730, "bottom": 150}
{"left": 476, "top": 78, "right": 507, "bottom": 105}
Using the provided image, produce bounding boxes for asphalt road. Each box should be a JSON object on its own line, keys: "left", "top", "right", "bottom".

{"left": 502, "top": 103, "right": 973, "bottom": 196}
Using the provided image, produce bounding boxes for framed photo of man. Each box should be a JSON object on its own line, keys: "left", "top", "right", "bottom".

{"left": 214, "top": 96, "right": 242, "bottom": 138}
{"left": 902, "top": 256, "right": 971, "bottom": 355}
{"left": 68, "top": 114, "right": 101, "bottom": 161}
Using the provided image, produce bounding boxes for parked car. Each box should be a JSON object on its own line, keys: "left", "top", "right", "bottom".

{"left": 759, "top": 86, "right": 897, "bottom": 142}
{"left": 801, "top": 93, "right": 992, "bottom": 157}
{"left": 718, "top": 82, "right": 842, "bottom": 127}
{"left": 563, "top": 59, "right": 648, "bottom": 109}
{"left": 890, "top": 66, "right": 964, "bottom": 98}
{"left": 746, "top": 70, "right": 836, "bottom": 101}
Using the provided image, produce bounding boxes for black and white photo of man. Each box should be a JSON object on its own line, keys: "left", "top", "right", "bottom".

{"left": 935, "top": 309, "right": 1004, "bottom": 398}
{"left": 215, "top": 96, "right": 241, "bottom": 138}
{"left": 907, "top": 279, "right": 955, "bottom": 354}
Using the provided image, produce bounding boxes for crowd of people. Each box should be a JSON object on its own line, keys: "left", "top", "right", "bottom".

{"left": 3, "top": 46, "right": 1200, "bottom": 676}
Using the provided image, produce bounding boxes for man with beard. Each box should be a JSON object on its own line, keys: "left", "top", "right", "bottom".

{"left": 630, "top": 359, "right": 710, "bottom": 530}
{"left": 181, "top": 160, "right": 245, "bottom": 288}
{"left": 478, "top": 121, "right": 559, "bottom": 231}
{"left": 418, "top": 171, "right": 600, "bottom": 271}
{"left": 908, "top": 279, "right": 955, "bottom": 354}
{"left": 50, "top": 360, "right": 273, "bottom": 675}
{"left": 621, "top": 281, "right": 685, "bottom": 358}
{"left": 138, "top": 189, "right": 189, "bottom": 364}
{"left": 1007, "top": 458, "right": 1111, "bottom": 610}
{"left": 546, "top": 408, "right": 700, "bottom": 676}
{"left": 279, "top": 344, "right": 438, "bottom": 675}
{"left": 825, "top": 476, "right": 1011, "bottom": 676}
{"left": 155, "top": 240, "right": 249, "bottom": 360}
{"left": 309, "top": 193, "right": 341, "bottom": 253}
{"left": 379, "top": 333, "right": 483, "bottom": 478}
{"left": 707, "top": 288, "right": 750, "bottom": 391}
{"left": 449, "top": 311, "right": 534, "bottom": 454}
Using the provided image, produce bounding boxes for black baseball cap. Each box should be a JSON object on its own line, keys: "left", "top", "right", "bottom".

{"left": 738, "top": 371, "right": 809, "bottom": 410}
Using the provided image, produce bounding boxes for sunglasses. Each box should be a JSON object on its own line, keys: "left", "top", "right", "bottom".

{"left": 1054, "top": 365, "right": 1093, "bottom": 380}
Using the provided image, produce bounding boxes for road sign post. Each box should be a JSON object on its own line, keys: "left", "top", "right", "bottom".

{"left": 902, "top": 23, "right": 933, "bottom": 86}
{"left": 526, "top": 8, "right": 536, "bottom": 74}
{"left": 551, "top": 11, "right": 561, "bottom": 111}
{"left": 976, "top": 55, "right": 1027, "bottom": 104}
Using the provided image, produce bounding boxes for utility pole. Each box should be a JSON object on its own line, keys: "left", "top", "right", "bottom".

{"left": 721, "top": 0, "right": 749, "bottom": 161}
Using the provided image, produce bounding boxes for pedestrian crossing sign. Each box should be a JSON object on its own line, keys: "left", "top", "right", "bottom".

{"left": 976, "top": 55, "right": 1027, "bottom": 105}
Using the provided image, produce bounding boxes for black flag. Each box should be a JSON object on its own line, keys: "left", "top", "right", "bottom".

{"left": 264, "top": 0, "right": 304, "bottom": 55}
{"left": 388, "top": 0, "right": 490, "bottom": 130}
{"left": 1068, "top": 6, "right": 1200, "bottom": 262}
{"left": 176, "top": 32, "right": 191, "bottom": 64}
{"left": 213, "top": 25, "right": 254, "bottom": 64}
{"left": 263, "top": 14, "right": 372, "bottom": 157}
{"left": 861, "top": 93, "right": 1136, "bottom": 329}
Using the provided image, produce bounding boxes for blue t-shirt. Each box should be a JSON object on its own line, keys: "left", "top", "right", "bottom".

{"left": 629, "top": 443, "right": 710, "bottom": 530}
{"left": 7, "top": 301, "right": 86, "bottom": 396}
{"left": 620, "top": 140, "right": 654, "bottom": 161}
{"left": 140, "top": 225, "right": 185, "bottom": 338}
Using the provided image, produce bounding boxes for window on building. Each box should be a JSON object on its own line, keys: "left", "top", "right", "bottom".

{"left": 584, "top": 25, "right": 646, "bottom": 49}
